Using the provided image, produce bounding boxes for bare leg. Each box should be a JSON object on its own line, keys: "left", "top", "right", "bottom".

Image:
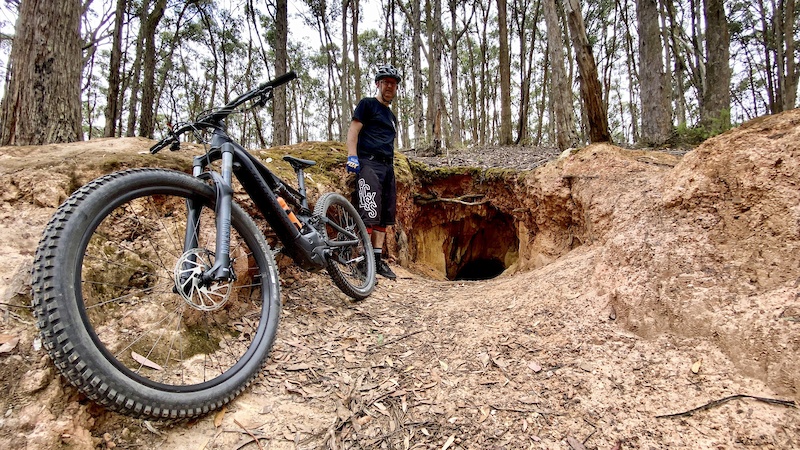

{"left": 371, "top": 229, "right": 386, "bottom": 251}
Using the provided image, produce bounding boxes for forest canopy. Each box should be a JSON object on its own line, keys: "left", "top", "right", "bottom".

{"left": 0, "top": 0, "right": 797, "bottom": 150}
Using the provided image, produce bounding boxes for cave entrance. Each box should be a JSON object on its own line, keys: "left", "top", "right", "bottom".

{"left": 454, "top": 257, "right": 506, "bottom": 280}
{"left": 410, "top": 204, "right": 519, "bottom": 281}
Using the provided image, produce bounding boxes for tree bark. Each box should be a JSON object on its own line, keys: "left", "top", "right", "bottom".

{"left": 619, "top": 0, "right": 639, "bottom": 142}
{"left": 497, "top": 0, "right": 513, "bottom": 145}
{"left": 447, "top": 0, "right": 471, "bottom": 148}
{"left": 542, "top": 0, "right": 578, "bottom": 150}
{"left": 514, "top": 0, "right": 539, "bottom": 145}
{"left": 780, "top": 0, "right": 798, "bottom": 111}
{"left": 103, "top": 0, "right": 126, "bottom": 138}
{"left": 274, "top": 0, "right": 289, "bottom": 145}
{"left": 637, "top": 0, "right": 672, "bottom": 146}
{"left": 138, "top": 0, "right": 167, "bottom": 139}
{"left": 351, "top": 0, "right": 362, "bottom": 101}
{"left": 427, "top": 0, "right": 444, "bottom": 154}
{"left": 565, "top": 0, "right": 611, "bottom": 143}
{"left": 700, "top": 0, "right": 731, "bottom": 132}
{"left": 1, "top": 0, "right": 83, "bottom": 145}
{"left": 411, "top": 1, "right": 424, "bottom": 149}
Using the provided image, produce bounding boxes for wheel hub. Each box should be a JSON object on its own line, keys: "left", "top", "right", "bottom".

{"left": 174, "top": 248, "right": 231, "bottom": 311}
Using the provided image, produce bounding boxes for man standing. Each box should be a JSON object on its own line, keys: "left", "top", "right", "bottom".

{"left": 346, "top": 64, "right": 401, "bottom": 280}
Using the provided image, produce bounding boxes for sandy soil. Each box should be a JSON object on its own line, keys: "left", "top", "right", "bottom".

{"left": 0, "top": 111, "right": 798, "bottom": 449}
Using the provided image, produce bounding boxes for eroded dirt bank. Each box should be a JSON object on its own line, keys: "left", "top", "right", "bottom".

{"left": 0, "top": 111, "right": 798, "bottom": 449}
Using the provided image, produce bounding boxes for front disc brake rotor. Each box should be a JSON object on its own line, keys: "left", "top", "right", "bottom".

{"left": 174, "top": 248, "right": 232, "bottom": 311}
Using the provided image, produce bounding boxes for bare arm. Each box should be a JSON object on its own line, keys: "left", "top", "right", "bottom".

{"left": 346, "top": 120, "right": 363, "bottom": 157}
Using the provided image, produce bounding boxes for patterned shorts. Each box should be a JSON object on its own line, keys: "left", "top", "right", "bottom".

{"left": 353, "top": 158, "right": 396, "bottom": 227}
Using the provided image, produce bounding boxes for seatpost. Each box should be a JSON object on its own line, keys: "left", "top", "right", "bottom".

{"left": 296, "top": 168, "right": 309, "bottom": 210}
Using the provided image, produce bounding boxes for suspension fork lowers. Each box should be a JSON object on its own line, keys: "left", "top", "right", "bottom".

{"left": 183, "top": 142, "right": 235, "bottom": 282}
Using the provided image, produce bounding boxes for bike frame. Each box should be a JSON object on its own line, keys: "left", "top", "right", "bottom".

{"left": 151, "top": 71, "right": 361, "bottom": 281}
{"left": 185, "top": 124, "right": 361, "bottom": 279}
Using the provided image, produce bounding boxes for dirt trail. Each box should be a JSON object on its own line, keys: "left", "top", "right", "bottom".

{"left": 1, "top": 111, "right": 799, "bottom": 449}
{"left": 156, "top": 260, "right": 798, "bottom": 449}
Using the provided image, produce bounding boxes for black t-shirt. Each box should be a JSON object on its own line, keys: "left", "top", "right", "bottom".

{"left": 353, "top": 97, "right": 397, "bottom": 160}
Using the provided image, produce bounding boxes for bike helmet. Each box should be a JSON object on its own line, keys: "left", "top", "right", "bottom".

{"left": 375, "top": 64, "right": 402, "bottom": 83}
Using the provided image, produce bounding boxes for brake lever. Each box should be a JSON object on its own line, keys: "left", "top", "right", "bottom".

{"left": 255, "top": 89, "right": 273, "bottom": 108}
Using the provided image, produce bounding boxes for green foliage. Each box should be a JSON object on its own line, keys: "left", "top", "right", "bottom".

{"left": 674, "top": 110, "right": 732, "bottom": 145}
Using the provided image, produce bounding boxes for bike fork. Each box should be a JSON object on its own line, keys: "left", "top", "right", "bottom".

{"left": 183, "top": 143, "right": 235, "bottom": 282}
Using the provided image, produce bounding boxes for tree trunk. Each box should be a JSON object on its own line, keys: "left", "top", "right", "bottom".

{"left": 542, "top": 0, "right": 578, "bottom": 150}
{"left": 138, "top": 0, "right": 167, "bottom": 139}
{"left": 405, "top": 2, "right": 420, "bottom": 149}
{"left": 565, "top": 0, "right": 611, "bottom": 143}
{"left": 340, "top": 0, "right": 350, "bottom": 140}
{"left": 274, "top": 0, "right": 289, "bottom": 145}
{"left": 1, "top": 0, "right": 83, "bottom": 145}
{"left": 351, "top": 0, "right": 362, "bottom": 101}
{"left": 619, "top": 0, "right": 639, "bottom": 142}
{"left": 427, "top": 0, "right": 443, "bottom": 154}
{"left": 497, "top": 0, "right": 513, "bottom": 145}
{"left": 448, "top": 0, "right": 468, "bottom": 148}
{"left": 476, "top": 3, "right": 491, "bottom": 146}
{"left": 700, "top": 0, "right": 731, "bottom": 133}
{"left": 467, "top": 33, "right": 479, "bottom": 144}
{"left": 664, "top": 0, "right": 688, "bottom": 126}
{"left": 104, "top": 0, "right": 126, "bottom": 138}
{"left": 780, "top": 0, "right": 798, "bottom": 111}
{"left": 514, "top": 0, "right": 539, "bottom": 145}
{"left": 535, "top": 49, "right": 550, "bottom": 145}
{"left": 637, "top": 0, "right": 672, "bottom": 146}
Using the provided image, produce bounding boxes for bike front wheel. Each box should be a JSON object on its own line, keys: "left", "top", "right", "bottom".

{"left": 31, "top": 168, "right": 281, "bottom": 419}
{"left": 313, "top": 192, "right": 376, "bottom": 300}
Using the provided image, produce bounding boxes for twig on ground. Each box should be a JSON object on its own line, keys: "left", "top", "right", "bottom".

{"left": 655, "top": 394, "right": 797, "bottom": 419}
{"left": 368, "top": 329, "right": 424, "bottom": 351}
{"left": 0, "top": 302, "right": 32, "bottom": 309}
{"left": 233, "top": 419, "right": 265, "bottom": 450}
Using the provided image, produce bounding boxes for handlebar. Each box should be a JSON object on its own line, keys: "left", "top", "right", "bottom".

{"left": 150, "top": 71, "right": 298, "bottom": 154}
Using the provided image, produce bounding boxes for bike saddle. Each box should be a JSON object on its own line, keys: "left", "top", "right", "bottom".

{"left": 283, "top": 155, "right": 316, "bottom": 171}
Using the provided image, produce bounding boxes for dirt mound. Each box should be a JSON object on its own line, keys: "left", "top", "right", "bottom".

{"left": 0, "top": 113, "right": 798, "bottom": 449}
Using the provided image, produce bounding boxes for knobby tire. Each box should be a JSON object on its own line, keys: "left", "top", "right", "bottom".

{"left": 313, "top": 192, "right": 375, "bottom": 300}
{"left": 31, "top": 168, "right": 281, "bottom": 419}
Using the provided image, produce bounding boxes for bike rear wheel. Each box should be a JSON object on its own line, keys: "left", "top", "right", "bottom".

{"left": 313, "top": 192, "right": 375, "bottom": 300}
{"left": 31, "top": 168, "right": 281, "bottom": 419}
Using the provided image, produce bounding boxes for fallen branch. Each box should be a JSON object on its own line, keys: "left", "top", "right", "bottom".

{"left": 655, "top": 394, "right": 797, "bottom": 419}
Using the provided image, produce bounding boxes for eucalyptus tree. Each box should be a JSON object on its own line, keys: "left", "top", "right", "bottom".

{"left": 1, "top": 0, "right": 83, "bottom": 145}
{"left": 138, "top": 0, "right": 168, "bottom": 139}
{"left": 446, "top": 0, "right": 475, "bottom": 148}
{"left": 497, "top": 0, "right": 513, "bottom": 145}
{"left": 104, "top": 0, "right": 127, "bottom": 138}
{"left": 392, "top": 0, "right": 425, "bottom": 149}
{"left": 303, "top": 0, "right": 343, "bottom": 141}
{"left": 542, "top": 0, "right": 578, "bottom": 150}
{"left": 511, "top": 0, "right": 542, "bottom": 145}
{"left": 637, "top": 0, "right": 672, "bottom": 146}
{"left": 427, "top": 0, "right": 445, "bottom": 153}
{"left": 700, "top": 0, "right": 732, "bottom": 133}
{"left": 727, "top": 0, "right": 799, "bottom": 119}
{"left": 566, "top": 0, "right": 610, "bottom": 143}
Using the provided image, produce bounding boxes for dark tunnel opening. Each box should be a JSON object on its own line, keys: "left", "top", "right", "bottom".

{"left": 454, "top": 257, "right": 506, "bottom": 281}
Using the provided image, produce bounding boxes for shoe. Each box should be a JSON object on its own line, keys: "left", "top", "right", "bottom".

{"left": 375, "top": 259, "right": 397, "bottom": 280}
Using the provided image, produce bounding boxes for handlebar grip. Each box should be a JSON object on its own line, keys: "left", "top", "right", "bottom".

{"left": 262, "top": 71, "right": 297, "bottom": 89}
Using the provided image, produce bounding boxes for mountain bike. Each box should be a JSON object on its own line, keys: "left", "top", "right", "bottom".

{"left": 30, "top": 71, "right": 375, "bottom": 419}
